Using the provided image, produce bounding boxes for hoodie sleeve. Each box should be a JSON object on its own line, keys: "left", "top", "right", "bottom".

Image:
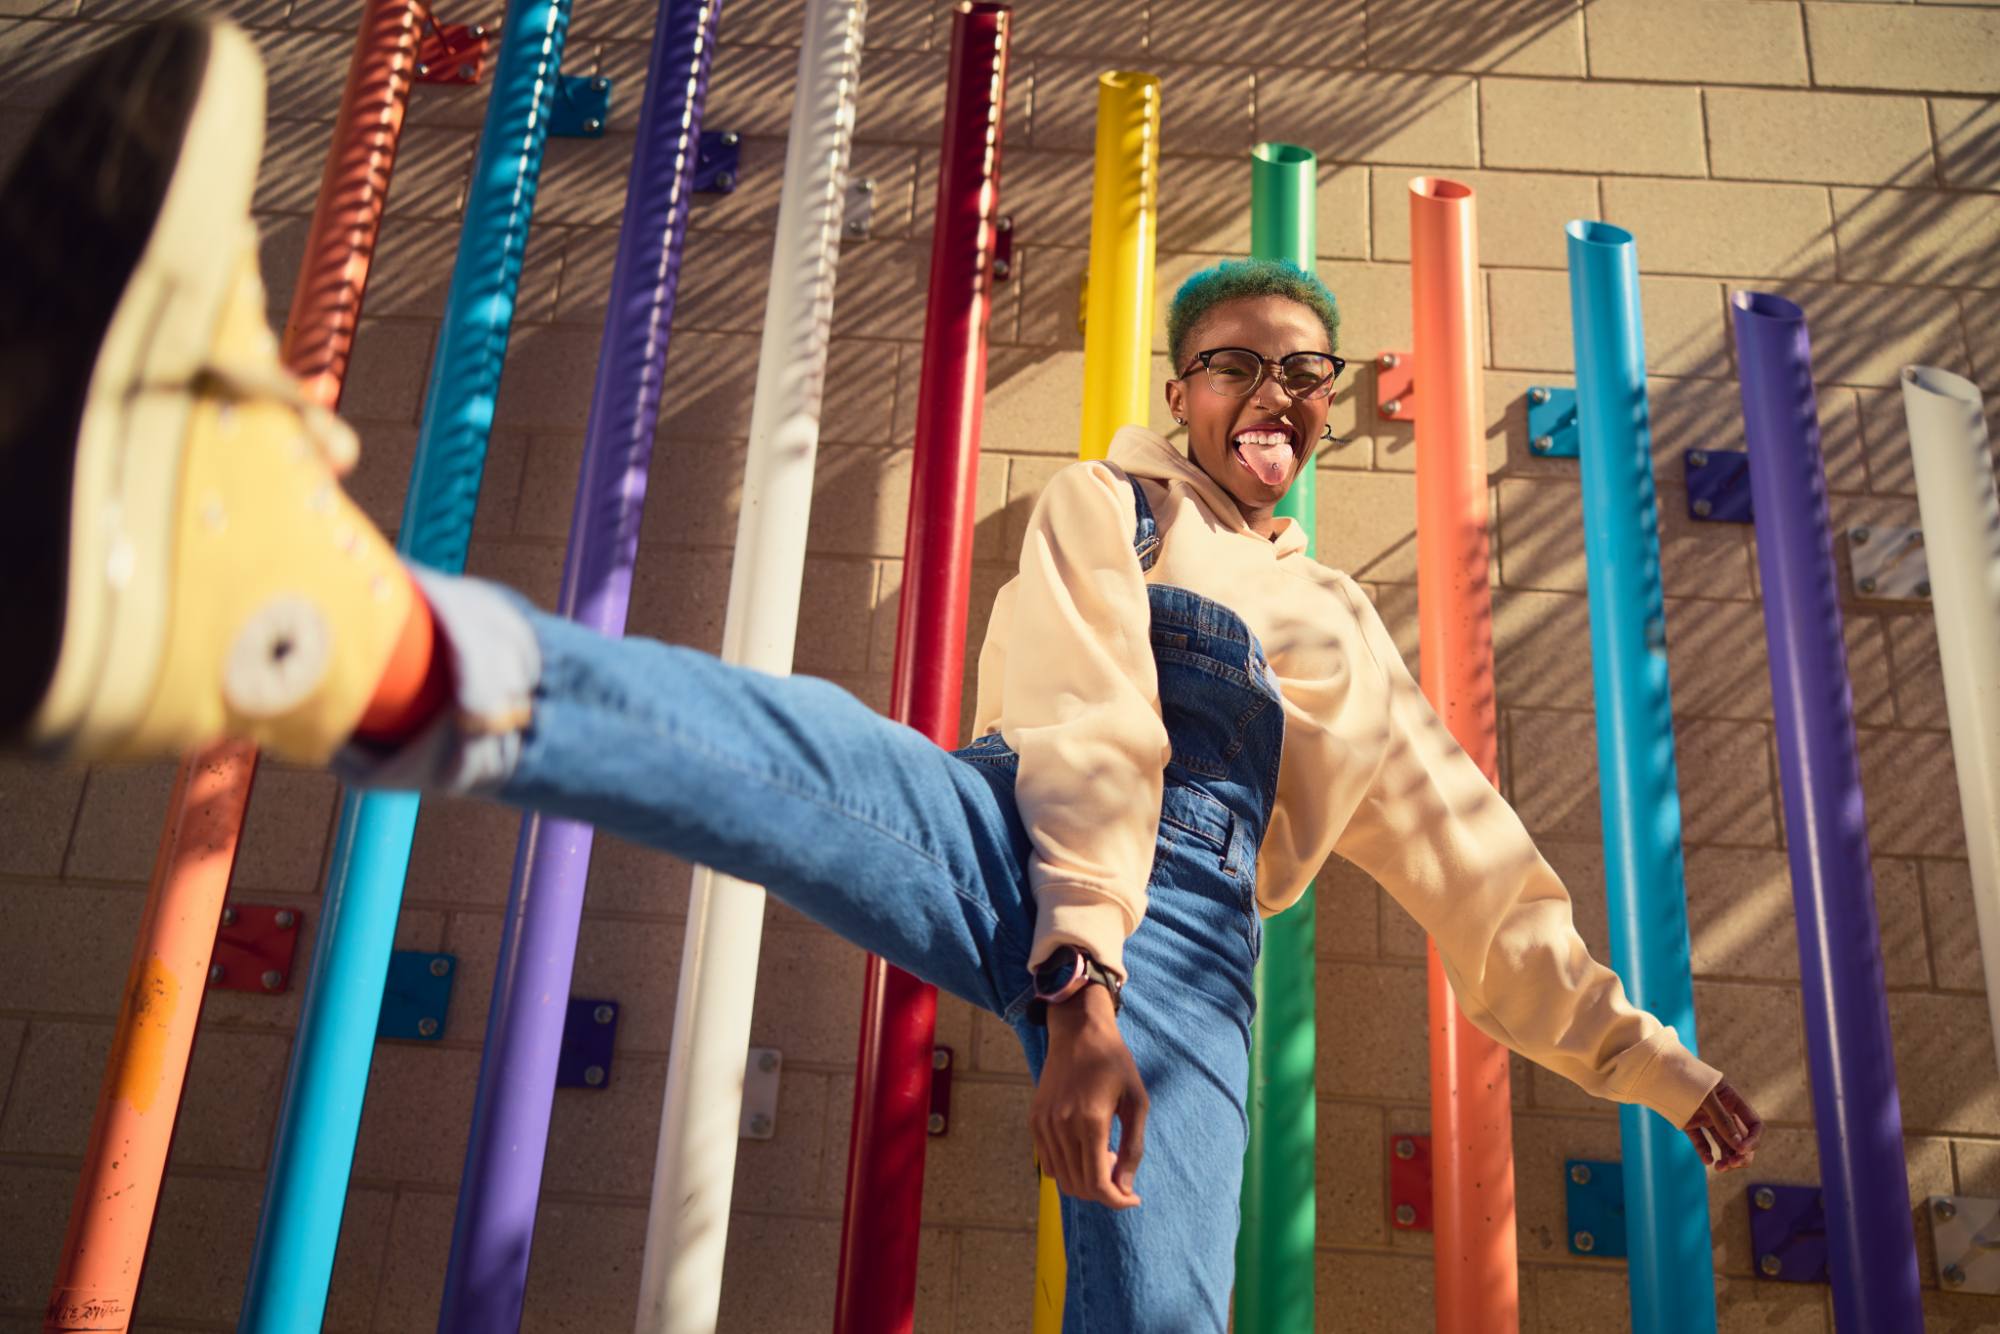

{"left": 1330, "top": 578, "right": 1723, "bottom": 1130}
{"left": 999, "top": 461, "right": 1170, "bottom": 983}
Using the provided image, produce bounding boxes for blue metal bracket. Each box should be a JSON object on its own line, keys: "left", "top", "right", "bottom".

{"left": 1565, "top": 1159, "right": 1626, "bottom": 1257}
{"left": 1527, "top": 385, "right": 1579, "bottom": 458}
{"left": 557, "top": 997, "right": 619, "bottom": 1089}
{"left": 378, "top": 951, "right": 455, "bottom": 1041}
{"left": 1749, "top": 1182, "right": 1829, "bottom": 1282}
{"left": 1685, "top": 448, "right": 1753, "bottom": 523}
{"left": 694, "top": 130, "right": 740, "bottom": 193}
{"left": 549, "top": 74, "right": 612, "bottom": 138}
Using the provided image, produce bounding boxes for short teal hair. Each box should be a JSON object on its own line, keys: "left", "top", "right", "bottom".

{"left": 1166, "top": 258, "right": 1340, "bottom": 370}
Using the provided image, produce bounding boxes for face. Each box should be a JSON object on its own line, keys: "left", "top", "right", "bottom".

{"left": 1163, "top": 296, "right": 1337, "bottom": 524}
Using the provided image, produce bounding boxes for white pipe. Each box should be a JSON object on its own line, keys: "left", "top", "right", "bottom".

{"left": 1901, "top": 365, "right": 2000, "bottom": 1076}
{"left": 632, "top": 1, "right": 868, "bottom": 1329}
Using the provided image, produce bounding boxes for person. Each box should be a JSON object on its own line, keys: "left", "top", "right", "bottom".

{"left": 0, "top": 18, "right": 1763, "bottom": 1330}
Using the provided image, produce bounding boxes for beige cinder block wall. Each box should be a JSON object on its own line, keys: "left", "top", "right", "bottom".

{"left": 2, "top": 0, "right": 1998, "bottom": 1329}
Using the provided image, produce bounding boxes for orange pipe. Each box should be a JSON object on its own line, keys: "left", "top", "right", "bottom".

{"left": 42, "top": 6, "right": 419, "bottom": 1330}
{"left": 1408, "top": 176, "right": 1520, "bottom": 1333}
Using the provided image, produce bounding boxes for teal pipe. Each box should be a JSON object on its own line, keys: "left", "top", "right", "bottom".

{"left": 239, "top": 1, "right": 571, "bottom": 1326}
{"left": 1233, "top": 139, "right": 1317, "bottom": 1334}
{"left": 1564, "top": 219, "right": 1715, "bottom": 1333}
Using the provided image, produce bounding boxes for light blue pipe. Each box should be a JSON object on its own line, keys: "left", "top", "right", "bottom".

{"left": 1564, "top": 219, "right": 1716, "bottom": 1334}
{"left": 239, "top": 1, "right": 571, "bottom": 1326}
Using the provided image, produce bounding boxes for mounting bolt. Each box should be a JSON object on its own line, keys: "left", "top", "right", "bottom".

{"left": 417, "top": 1016, "right": 440, "bottom": 1038}
{"left": 430, "top": 956, "right": 451, "bottom": 977}
{"left": 1574, "top": 1231, "right": 1595, "bottom": 1253}
{"left": 1916, "top": 581, "right": 1932, "bottom": 598}
{"left": 415, "top": 61, "right": 431, "bottom": 78}
{"left": 584, "top": 1064, "right": 607, "bottom": 1087}
{"left": 846, "top": 219, "right": 868, "bottom": 237}
{"left": 1858, "top": 576, "right": 1878, "bottom": 594}
{"left": 721, "top": 131, "right": 740, "bottom": 147}
{"left": 1760, "top": 1254, "right": 1783, "bottom": 1278}
{"left": 748, "top": 1113, "right": 772, "bottom": 1136}
{"left": 1570, "top": 1164, "right": 1592, "bottom": 1186}
{"left": 932, "top": 1049, "right": 951, "bottom": 1070}
{"left": 221, "top": 907, "right": 238, "bottom": 927}
{"left": 590, "top": 76, "right": 607, "bottom": 91}
{"left": 1394, "top": 1203, "right": 1417, "bottom": 1226}
{"left": 208, "top": 964, "right": 225, "bottom": 983}
{"left": 1529, "top": 387, "right": 1550, "bottom": 405}
{"left": 1944, "top": 1263, "right": 1967, "bottom": 1287}
{"left": 993, "top": 257, "right": 1012, "bottom": 279}
{"left": 716, "top": 170, "right": 736, "bottom": 190}
{"left": 758, "top": 1050, "right": 779, "bottom": 1074}
{"left": 583, "top": 117, "right": 602, "bottom": 133}
{"left": 455, "top": 62, "right": 474, "bottom": 79}
{"left": 471, "top": 23, "right": 487, "bottom": 36}
{"left": 859, "top": 177, "right": 876, "bottom": 193}
{"left": 1378, "top": 352, "right": 1398, "bottom": 370}
{"left": 1380, "top": 398, "right": 1402, "bottom": 418}
{"left": 1532, "top": 435, "right": 1553, "bottom": 454}
{"left": 1692, "top": 497, "right": 1714, "bottom": 518}
{"left": 1393, "top": 1137, "right": 1416, "bottom": 1161}
{"left": 996, "top": 215, "right": 1013, "bottom": 233}
{"left": 1852, "top": 526, "right": 1872, "bottom": 545}
{"left": 275, "top": 909, "right": 296, "bottom": 929}
{"left": 928, "top": 1112, "right": 946, "bottom": 1134}
{"left": 1935, "top": 1198, "right": 1959, "bottom": 1222}
{"left": 1754, "top": 1186, "right": 1777, "bottom": 1210}
{"left": 260, "top": 969, "right": 283, "bottom": 991}
{"left": 594, "top": 1003, "right": 616, "bottom": 1025}
{"left": 1689, "top": 449, "right": 1709, "bottom": 468}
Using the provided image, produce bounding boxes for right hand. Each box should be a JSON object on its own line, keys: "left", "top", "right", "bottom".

{"left": 1031, "top": 984, "right": 1149, "bottom": 1209}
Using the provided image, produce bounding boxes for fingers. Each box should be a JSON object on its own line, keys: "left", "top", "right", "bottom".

{"left": 1112, "top": 1087, "right": 1148, "bottom": 1202}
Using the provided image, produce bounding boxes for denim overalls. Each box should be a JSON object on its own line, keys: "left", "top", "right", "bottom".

{"left": 345, "top": 475, "right": 1287, "bottom": 1332}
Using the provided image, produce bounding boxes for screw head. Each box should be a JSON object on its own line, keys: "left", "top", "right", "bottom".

{"left": 1393, "top": 1137, "right": 1416, "bottom": 1160}
{"left": 1692, "top": 497, "right": 1714, "bottom": 518}
{"left": 1532, "top": 435, "right": 1553, "bottom": 454}
{"left": 1378, "top": 353, "right": 1399, "bottom": 370}
{"left": 846, "top": 219, "right": 868, "bottom": 237}
{"left": 457, "top": 63, "right": 475, "bottom": 79}
{"left": 221, "top": 907, "right": 238, "bottom": 927}
{"left": 260, "top": 969, "right": 283, "bottom": 991}
{"left": 1570, "top": 1164, "right": 1592, "bottom": 1186}
{"left": 590, "top": 76, "right": 607, "bottom": 91}
{"left": 275, "top": 909, "right": 296, "bottom": 929}
{"left": 1852, "top": 526, "right": 1872, "bottom": 545}
{"left": 1944, "top": 1263, "right": 1967, "bottom": 1287}
{"left": 1574, "top": 1231, "right": 1595, "bottom": 1253}
{"left": 1916, "top": 581, "right": 1932, "bottom": 598}
{"left": 594, "top": 1004, "right": 616, "bottom": 1025}
{"left": 993, "top": 257, "right": 1012, "bottom": 279}
{"left": 1529, "top": 387, "right": 1550, "bottom": 405}
{"left": 758, "top": 1050, "right": 779, "bottom": 1073}
{"left": 1380, "top": 398, "right": 1403, "bottom": 418}
{"left": 715, "top": 170, "right": 736, "bottom": 190}
{"left": 1394, "top": 1203, "right": 1417, "bottom": 1226}
{"left": 1858, "top": 576, "right": 1878, "bottom": 594}
{"left": 417, "top": 1016, "right": 440, "bottom": 1038}
{"left": 748, "top": 1113, "right": 772, "bottom": 1136}
{"left": 721, "top": 131, "right": 740, "bottom": 147}
{"left": 208, "top": 964, "right": 225, "bottom": 983}
{"left": 996, "top": 215, "right": 1013, "bottom": 233}
{"left": 582, "top": 117, "right": 603, "bottom": 133}
{"left": 1754, "top": 1186, "right": 1777, "bottom": 1210}
{"left": 932, "top": 1049, "right": 951, "bottom": 1070}
{"left": 584, "top": 1064, "right": 607, "bottom": 1087}
{"left": 1760, "top": 1254, "right": 1783, "bottom": 1278}
{"left": 430, "top": 956, "right": 451, "bottom": 977}
{"left": 415, "top": 62, "right": 431, "bottom": 78}
{"left": 1935, "top": 1198, "right": 1959, "bottom": 1221}
{"left": 471, "top": 23, "right": 487, "bottom": 36}
{"left": 1689, "top": 449, "right": 1709, "bottom": 468}
{"left": 927, "top": 1112, "right": 946, "bottom": 1134}
{"left": 859, "top": 177, "right": 877, "bottom": 193}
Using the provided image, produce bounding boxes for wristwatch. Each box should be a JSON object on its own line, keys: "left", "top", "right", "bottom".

{"left": 1028, "top": 945, "right": 1122, "bottom": 1025}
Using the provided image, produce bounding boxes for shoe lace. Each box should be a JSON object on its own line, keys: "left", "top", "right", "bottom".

{"left": 193, "top": 358, "right": 362, "bottom": 476}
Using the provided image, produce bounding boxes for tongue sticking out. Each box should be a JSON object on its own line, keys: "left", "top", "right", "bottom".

{"left": 1236, "top": 437, "right": 1293, "bottom": 486}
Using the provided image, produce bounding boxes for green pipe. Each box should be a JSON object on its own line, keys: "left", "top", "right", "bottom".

{"left": 1233, "top": 139, "right": 1318, "bottom": 1334}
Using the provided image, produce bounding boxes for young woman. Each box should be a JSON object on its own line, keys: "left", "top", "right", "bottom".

{"left": 0, "top": 20, "right": 1762, "bottom": 1330}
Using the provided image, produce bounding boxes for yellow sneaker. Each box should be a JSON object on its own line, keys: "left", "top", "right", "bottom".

{"left": 0, "top": 19, "right": 411, "bottom": 764}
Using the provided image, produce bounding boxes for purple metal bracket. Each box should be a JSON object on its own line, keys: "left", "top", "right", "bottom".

{"left": 695, "top": 130, "right": 739, "bottom": 193}
{"left": 1389, "top": 1133, "right": 1432, "bottom": 1231}
{"left": 209, "top": 904, "right": 304, "bottom": 994}
{"left": 1685, "top": 448, "right": 1753, "bottom": 523}
{"left": 927, "top": 1046, "right": 953, "bottom": 1136}
{"left": 415, "top": 22, "right": 489, "bottom": 85}
{"left": 1749, "top": 1182, "right": 1829, "bottom": 1283}
{"left": 556, "top": 998, "right": 618, "bottom": 1089}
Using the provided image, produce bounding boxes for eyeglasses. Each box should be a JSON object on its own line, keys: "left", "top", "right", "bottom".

{"left": 1177, "top": 347, "right": 1346, "bottom": 402}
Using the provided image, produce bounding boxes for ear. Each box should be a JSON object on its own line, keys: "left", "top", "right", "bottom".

{"left": 1163, "top": 376, "right": 1188, "bottom": 427}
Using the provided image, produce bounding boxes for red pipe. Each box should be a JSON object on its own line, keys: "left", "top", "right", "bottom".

{"left": 42, "top": 6, "right": 419, "bottom": 1330}
{"left": 832, "top": 6, "right": 1010, "bottom": 1331}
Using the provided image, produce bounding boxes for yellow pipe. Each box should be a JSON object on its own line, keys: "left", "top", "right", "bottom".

{"left": 1035, "top": 68, "right": 1161, "bottom": 1332}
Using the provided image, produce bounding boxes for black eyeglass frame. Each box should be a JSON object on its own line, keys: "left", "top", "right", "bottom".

{"left": 1175, "top": 346, "right": 1348, "bottom": 402}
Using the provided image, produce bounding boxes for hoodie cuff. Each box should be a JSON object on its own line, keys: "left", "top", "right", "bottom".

{"left": 1028, "top": 886, "right": 1137, "bottom": 985}
{"left": 1618, "top": 1028, "right": 1726, "bottom": 1130}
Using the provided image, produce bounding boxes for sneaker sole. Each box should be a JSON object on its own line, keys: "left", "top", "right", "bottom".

{"left": 0, "top": 20, "right": 266, "bottom": 752}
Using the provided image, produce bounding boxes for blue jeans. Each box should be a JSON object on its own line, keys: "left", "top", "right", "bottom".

{"left": 341, "top": 556, "right": 1279, "bottom": 1331}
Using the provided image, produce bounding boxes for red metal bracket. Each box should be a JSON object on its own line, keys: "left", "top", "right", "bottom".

{"left": 208, "top": 903, "right": 304, "bottom": 993}
{"left": 927, "top": 1045, "right": 954, "bottom": 1135}
{"left": 1389, "top": 1132, "right": 1433, "bottom": 1231}
{"left": 415, "top": 21, "right": 489, "bottom": 85}
{"left": 1375, "top": 350, "right": 1416, "bottom": 422}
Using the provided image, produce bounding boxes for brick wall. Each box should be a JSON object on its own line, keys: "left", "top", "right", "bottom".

{"left": 2, "top": 0, "right": 1997, "bottom": 1329}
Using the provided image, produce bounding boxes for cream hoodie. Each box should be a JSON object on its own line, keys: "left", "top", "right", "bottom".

{"left": 972, "top": 426, "right": 1724, "bottom": 1128}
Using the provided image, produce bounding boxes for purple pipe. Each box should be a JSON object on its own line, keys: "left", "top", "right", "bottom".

{"left": 1731, "top": 291, "right": 1923, "bottom": 1332}
{"left": 437, "top": 1, "right": 723, "bottom": 1326}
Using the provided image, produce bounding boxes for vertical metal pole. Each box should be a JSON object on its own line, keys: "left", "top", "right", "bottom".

{"left": 1233, "top": 138, "right": 1316, "bottom": 1334}
{"left": 1409, "top": 177, "right": 1519, "bottom": 1334}
{"left": 1564, "top": 220, "right": 1715, "bottom": 1334}
{"left": 834, "top": 6, "right": 1008, "bottom": 1332}
{"left": 1035, "top": 68, "right": 1160, "bottom": 1330}
{"left": 1733, "top": 290, "right": 1924, "bottom": 1332}
{"left": 240, "top": 0, "right": 571, "bottom": 1325}
{"left": 630, "top": 2, "right": 867, "bottom": 1329}
{"left": 41, "top": 7, "right": 421, "bottom": 1329}
{"left": 436, "top": 2, "right": 722, "bottom": 1329}
{"left": 1901, "top": 365, "right": 2000, "bottom": 1073}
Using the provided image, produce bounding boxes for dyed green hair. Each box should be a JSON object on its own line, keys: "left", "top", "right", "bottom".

{"left": 1165, "top": 258, "right": 1341, "bottom": 370}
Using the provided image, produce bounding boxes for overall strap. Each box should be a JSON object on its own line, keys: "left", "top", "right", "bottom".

{"left": 1127, "top": 477, "right": 1160, "bottom": 572}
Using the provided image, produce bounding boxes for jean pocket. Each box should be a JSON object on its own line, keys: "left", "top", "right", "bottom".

{"left": 1156, "top": 782, "right": 1231, "bottom": 858}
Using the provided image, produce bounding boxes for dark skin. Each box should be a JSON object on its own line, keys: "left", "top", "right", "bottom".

{"left": 1035, "top": 294, "right": 1763, "bottom": 1210}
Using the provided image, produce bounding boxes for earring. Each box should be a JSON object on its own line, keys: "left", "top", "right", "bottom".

{"left": 1174, "top": 416, "right": 1187, "bottom": 426}
{"left": 1320, "top": 424, "right": 1334, "bottom": 442}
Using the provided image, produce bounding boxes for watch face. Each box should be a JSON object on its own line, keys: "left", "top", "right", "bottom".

{"left": 1034, "top": 947, "right": 1080, "bottom": 995}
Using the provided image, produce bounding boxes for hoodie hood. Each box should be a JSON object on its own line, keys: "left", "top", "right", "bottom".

{"left": 1105, "top": 425, "right": 1310, "bottom": 559}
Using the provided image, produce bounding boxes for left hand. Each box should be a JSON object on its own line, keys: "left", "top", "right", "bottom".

{"left": 1681, "top": 1081, "right": 1763, "bottom": 1171}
